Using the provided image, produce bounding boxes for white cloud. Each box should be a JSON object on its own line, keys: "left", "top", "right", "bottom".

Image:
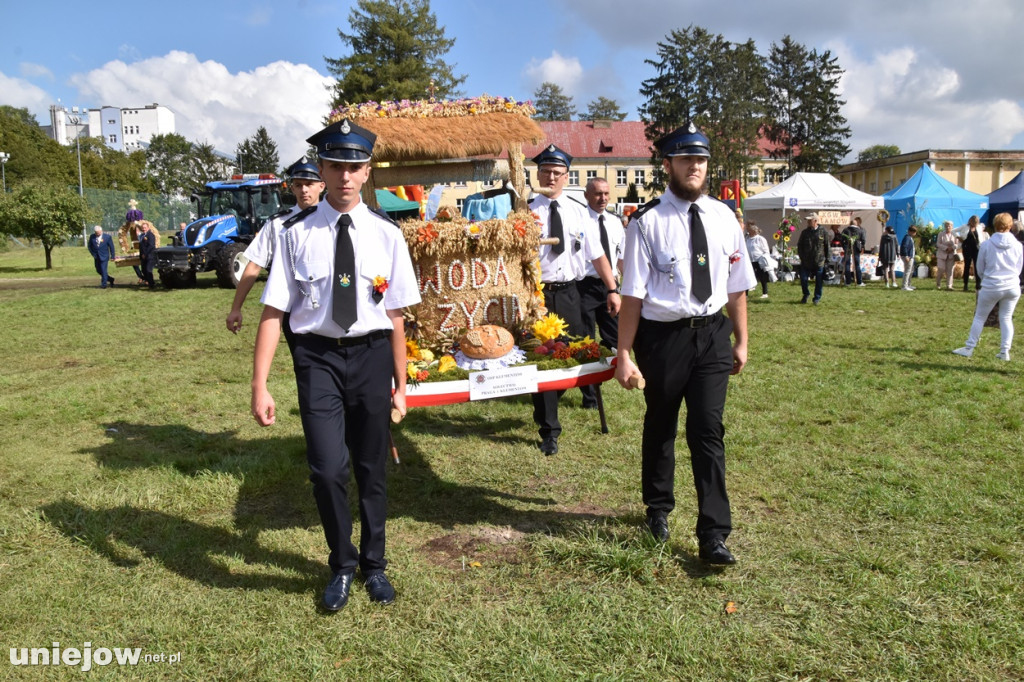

{"left": 0, "top": 72, "right": 54, "bottom": 118}
{"left": 19, "top": 63, "right": 53, "bottom": 80}
{"left": 523, "top": 51, "right": 584, "bottom": 95}
{"left": 836, "top": 43, "right": 1024, "bottom": 158}
{"left": 67, "top": 51, "right": 333, "bottom": 162}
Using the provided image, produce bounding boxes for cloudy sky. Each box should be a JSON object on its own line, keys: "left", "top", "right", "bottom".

{"left": 3, "top": 0, "right": 1023, "bottom": 165}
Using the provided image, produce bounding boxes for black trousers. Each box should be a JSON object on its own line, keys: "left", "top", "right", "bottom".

{"left": 963, "top": 250, "right": 979, "bottom": 290}
{"left": 577, "top": 276, "right": 618, "bottom": 407}
{"left": 532, "top": 283, "right": 585, "bottom": 438}
{"left": 634, "top": 313, "right": 734, "bottom": 543}
{"left": 751, "top": 263, "right": 770, "bottom": 294}
{"left": 140, "top": 255, "right": 155, "bottom": 287}
{"left": 291, "top": 332, "right": 392, "bottom": 575}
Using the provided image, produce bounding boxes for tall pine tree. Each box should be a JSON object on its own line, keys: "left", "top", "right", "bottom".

{"left": 764, "top": 36, "right": 851, "bottom": 173}
{"left": 532, "top": 82, "right": 577, "bottom": 121}
{"left": 584, "top": 97, "right": 627, "bottom": 121}
{"left": 326, "top": 0, "right": 466, "bottom": 106}
{"left": 234, "top": 127, "right": 279, "bottom": 175}
{"left": 638, "top": 26, "right": 768, "bottom": 193}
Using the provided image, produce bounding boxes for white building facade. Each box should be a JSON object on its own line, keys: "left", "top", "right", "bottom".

{"left": 48, "top": 103, "right": 175, "bottom": 152}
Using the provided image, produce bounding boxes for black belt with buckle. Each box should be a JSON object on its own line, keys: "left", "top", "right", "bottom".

{"left": 301, "top": 329, "right": 392, "bottom": 347}
{"left": 643, "top": 311, "right": 722, "bottom": 330}
{"left": 544, "top": 280, "right": 575, "bottom": 291}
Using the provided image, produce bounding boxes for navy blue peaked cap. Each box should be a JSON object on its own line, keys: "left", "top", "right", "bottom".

{"left": 285, "top": 157, "right": 322, "bottom": 181}
{"left": 307, "top": 119, "right": 376, "bottom": 162}
{"left": 654, "top": 121, "right": 711, "bottom": 158}
{"left": 531, "top": 144, "right": 573, "bottom": 168}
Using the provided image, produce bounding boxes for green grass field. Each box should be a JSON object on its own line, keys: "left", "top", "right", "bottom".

{"left": 1, "top": 244, "right": 1022, "bottom": 680}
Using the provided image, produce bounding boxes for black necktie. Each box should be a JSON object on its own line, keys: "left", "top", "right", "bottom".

{"left": 598, "top": 214, "right": 611, "bottom": 262}
{"left": 333, "top": 214, "right": 357, "bottom": 331}
{"left": 690, "top": 204, "right": 712, "bottom": 304}
{"left": 549, "top": 200, "right": 565, "bottom": 254}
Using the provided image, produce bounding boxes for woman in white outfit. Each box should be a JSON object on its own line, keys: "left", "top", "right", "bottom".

{"left": 952, "top": 213, "right": 1024, "bottom": 361}
{"left": 745, "top": 222, "right": 772, "bottom": 298}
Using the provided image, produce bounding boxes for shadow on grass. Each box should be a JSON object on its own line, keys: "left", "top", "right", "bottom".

{"left": 42, "top": 500, "right": 323, "bottom": 593}
{"left": 83, "top": 420, "right": 614, "bottom": 546}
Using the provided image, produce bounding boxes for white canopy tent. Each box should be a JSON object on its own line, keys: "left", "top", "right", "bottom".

{"left": 743, "top": 172, "right": 887, "bottom": 249}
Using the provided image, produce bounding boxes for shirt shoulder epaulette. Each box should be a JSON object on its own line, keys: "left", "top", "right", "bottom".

{"left": 282, "top": 205, "right": 316, "bottom": 229}
{"left": 629, "top": 198, "right": 661, "bottom": 222}
{"left": 267, "top": 207, "right": 292, "bottom": 222}
{"left": 370, "top": 206, "right": 401, "bottom": 229}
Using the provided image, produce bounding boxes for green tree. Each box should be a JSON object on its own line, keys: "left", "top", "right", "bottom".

{"left": 234, "top": 127, "right": 279, "bottom": 175}
{"left": 584, "top": 97, "right": 627, "bottom": 121}
{"left": 0, "top": 105, "right": 77, "bottom": 188}
{"left": 0, "top": 180, "right": 94, "bottom": 269}
{"left": 325, "top": 0, "right": 466, "bottom": 107}
{"left": 144, "top": 133, "right": 194, "bottom": 197}
{"left": 532, "top": 82, "right": 577, "bottom": 121}
{"left": 858, "top": 144, "right": 901, "bottom": 163}
{"left": 638, "top": 26, "right": 768, "bottom": 193}
{"left": 190, "top": 142, "right": 227, "bottom": 189}
{"left": 764, "top": 35, "right": 851, "bottom": 173}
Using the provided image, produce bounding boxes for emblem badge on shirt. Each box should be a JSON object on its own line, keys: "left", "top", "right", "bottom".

{"left": 338, "top": 274, "right": 351, "bottom": 287}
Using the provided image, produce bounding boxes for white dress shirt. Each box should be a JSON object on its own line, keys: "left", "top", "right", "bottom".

{"left": 244, "top": 205, "right": 303, "bottom": 268}
{"left": 621, "top": 192, "right": 755, "bottom": 320}
{"left": 530, "top": 194, "right": 602, "bottom": 283}
{"left": 261, "top": 200, "right": 421, "bottom": 337}
{"left": 583, "top": 206, "right": 625, "bottom": 279}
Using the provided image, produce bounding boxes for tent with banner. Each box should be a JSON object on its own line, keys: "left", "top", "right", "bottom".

{"left": 743, "top": 172, "right": 887, "bottom": 248}
{"left": 883, "top": 164, "right": 988, "bottom": 240}
{"left": 986, "top": 171, "right": 1024, "bottom": 223}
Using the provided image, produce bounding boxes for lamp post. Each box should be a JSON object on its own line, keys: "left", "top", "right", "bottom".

{"left": 68, "top": 115, "right": 84, "bottom": 198}
{"left": 0, "top": 152, "right": 9, "bottom": 193}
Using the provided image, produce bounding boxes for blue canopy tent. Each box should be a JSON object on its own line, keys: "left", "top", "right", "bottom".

{"left": 883, "top": 164, "right": 988, "bottom": 240}
{"left": 986, "top": 171, "right": 1024, "bottom": 222}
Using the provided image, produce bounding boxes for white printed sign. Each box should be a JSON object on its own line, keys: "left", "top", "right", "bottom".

{"left": 468, "top": 365, "right": 539, "bottom": 401}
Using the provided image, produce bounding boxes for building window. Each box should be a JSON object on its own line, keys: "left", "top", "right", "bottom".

{"left": 524, "top": 170, "right": 531, "bottom": 186}
{"left": 634, "top": 169, "right": 645, "bottom": 185}
{"left": 747, "top": 167, "right": 759, "bottom": 184}
{"left": 568, "top": 170, "right": 579, "bottom": 186}
{"left": 586, "top": 170, "right": 597, "bottom": 181}
{"left": 883, "top": 180, "right": 892, "bottom": 191}
{"left": 456, "top": 198, "right": 465, "bottom": 214}
{"left": 616, "top": 170, "right": 627, "bottom": 186}
{"left": 869, "top": 181, "right": 877, "bottom": 193}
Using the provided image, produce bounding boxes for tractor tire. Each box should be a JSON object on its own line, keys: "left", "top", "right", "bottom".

{"left": 217, "top": 242, "right": 248, "bottom": 289}
{"left": 159, "top": 269, "right": 197, "bottom": 289}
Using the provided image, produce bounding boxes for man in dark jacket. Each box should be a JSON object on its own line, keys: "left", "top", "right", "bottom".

{"left": 138, "top": 222, "right": 157, "bottom": 289}
{"left": 797, "top": 213, "right": 829, "bottom": 304}
{"left": 842, "top": 217, "right": 867, "bottom": 286}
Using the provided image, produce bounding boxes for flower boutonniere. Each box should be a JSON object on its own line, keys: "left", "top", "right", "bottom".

{"left": 372, "top": 275, "right": 389, "bottom": 303}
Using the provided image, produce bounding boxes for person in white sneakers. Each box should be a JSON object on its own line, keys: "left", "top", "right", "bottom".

{"left": 952, "top": 212, "right": 1024, "bottom": 361}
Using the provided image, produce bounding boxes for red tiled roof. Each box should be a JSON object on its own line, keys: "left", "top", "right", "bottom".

{"left": 524, "top": 121, "right": 654, "bottom": 161}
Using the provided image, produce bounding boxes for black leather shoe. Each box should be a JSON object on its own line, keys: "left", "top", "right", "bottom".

{"left": 539, "top": 437, "right": 558, "bottom": 456}
{"left": 322, "top": 571, "right": 354, "bottom": 611}
{"left": 699, "top": 538, "right": 737, "bottom": 565}
{"left": 108, "top": 277, "right": 115, "bottom": 287}
{"left": 364, "top": 572, "right": 395, "bottom": 605}
{"left": 645, "top": 512, "right": 669, "bottom": 542}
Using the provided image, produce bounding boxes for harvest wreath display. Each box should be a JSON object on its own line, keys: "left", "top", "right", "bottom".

{"left": 332, "top": 96, "right": 614, "bottom": 396}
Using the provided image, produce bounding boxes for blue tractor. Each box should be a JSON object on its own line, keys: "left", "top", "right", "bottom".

{"left": 155, "top": 174, "right": 286, "bottom": 288}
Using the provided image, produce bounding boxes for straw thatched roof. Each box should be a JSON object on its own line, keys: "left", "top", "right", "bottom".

{"left": 354, "top": 113, "right": 544, "bottom": 163}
